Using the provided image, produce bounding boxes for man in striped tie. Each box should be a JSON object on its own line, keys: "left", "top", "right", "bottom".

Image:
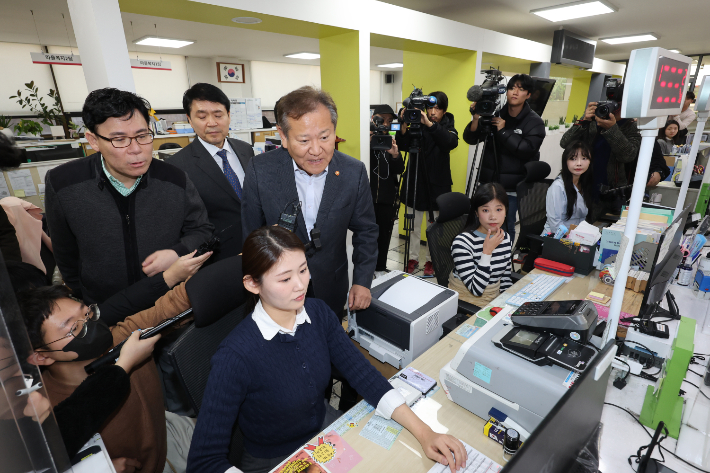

{"left": 169, "top": 83, "right": 255, "bottom": 261}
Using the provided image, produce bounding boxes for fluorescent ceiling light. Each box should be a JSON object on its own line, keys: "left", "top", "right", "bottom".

{"left": 601, "top": 33, "right": 657, "bottom": 45}
{"left": 284, "top": 52, "right": 320, "bottom": 59}
{"left": 377, "top": 63, "right": 403, "bottom": 68}
{"left": 669, "top": 49, "right": 681, "bottom": 53}
{"left": 134, "top": 36, "right": 194, "bottom": 48}
{"left": 231, "top": 17, "right": 262, "bottom": 24}
{"left": 531, "top": 0, "right": 615, "bottom": 22}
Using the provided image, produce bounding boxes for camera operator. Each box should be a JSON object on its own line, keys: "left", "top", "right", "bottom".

{"left": 370, "top": 105, "right": 404, "bottom": 279}
{"left": 397, "top": 91, "right": 458, "bottom": 277}
{"left": 560, "top": 81, "right": 668, "bottom": 217}
{"left": 463, "top": 74, "right": 546, "bottom": 245}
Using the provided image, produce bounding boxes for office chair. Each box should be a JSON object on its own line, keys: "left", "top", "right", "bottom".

{"left": 158, "top": 142, "right": 182, "bottom": 150}
{"left": 514, "top": 161, "right": 552, "bottom": 272}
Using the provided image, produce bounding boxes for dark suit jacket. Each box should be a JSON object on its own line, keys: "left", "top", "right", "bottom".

{"left": 168, "top": 138, "right": 254, "bottom": 260}
{"left": 242, "top": 147, "right": 378, "bottom": 315}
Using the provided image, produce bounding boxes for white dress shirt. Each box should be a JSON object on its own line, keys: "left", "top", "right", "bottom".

{"left": 669, "top": 107, "right": 696, "bottom": 131}
{"left": 292, "top": 160, "right": 328, "bottom": 236}
{"left": 222, "top": 300, "right": 406, "bottom": 473}
{"left": 198, "top": 136, "right": 245, "bottom": 187}
{"left": 542, "top": 177, "right": 588, "bottom": 235}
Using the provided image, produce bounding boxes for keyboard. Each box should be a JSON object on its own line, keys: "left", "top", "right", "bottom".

{"left": 427, "top": 442, "right": 502, "bottom": 473}
{"left": 506, "top": 274, "right": 567, "bottom": 307}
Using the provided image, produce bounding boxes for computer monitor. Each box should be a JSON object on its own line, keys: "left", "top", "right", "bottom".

{"left": 527, "top": 77, "right": 556, "bottom": 117}
{"left": 638, "top": 204, "right": 692, "bottom": 320}
{"left": 500, "top": 341, "right": 616, "bottom": 473}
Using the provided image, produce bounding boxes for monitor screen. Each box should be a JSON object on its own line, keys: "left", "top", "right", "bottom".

{"left": 650, "top": 57, "right": 689, "bottom": 110}
{"left": 501, "top": 342, "right": 616, "bottom": 473}
{"left": 528, "top": 78, "right": 556, "bottom": 117}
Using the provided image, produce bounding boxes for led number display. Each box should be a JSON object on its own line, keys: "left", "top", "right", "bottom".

{"left": 650, "top": 56, "right": 689, "bottom": 110}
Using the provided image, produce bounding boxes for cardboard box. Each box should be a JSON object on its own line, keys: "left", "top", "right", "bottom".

{"left": 253, "top": 131, "right": 268, "bottom": 142}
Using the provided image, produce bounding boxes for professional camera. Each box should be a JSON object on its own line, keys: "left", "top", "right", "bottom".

{"left": 595, "top": 79, "right": 621, "bottom": 119}
{"left": 467, "top": 69, "right": 506, "bottom": 118}
{"left": 402, "top": 87, "right": 437, "bottom": 125}
{"left": 370, "top": 115, "right": 397, "bottom": 151}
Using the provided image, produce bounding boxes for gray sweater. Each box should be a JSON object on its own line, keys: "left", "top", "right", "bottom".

{"left": 45, "top": 154, "right": 213, "bottom": 304}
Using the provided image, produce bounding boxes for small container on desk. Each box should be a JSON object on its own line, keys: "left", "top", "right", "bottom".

{"left": 541, "top": 237, "right": 596, "bottom": 275}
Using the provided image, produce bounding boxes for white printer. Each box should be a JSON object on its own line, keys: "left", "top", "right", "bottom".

{"left": 349, "top": 271, "right": 457, "bottom": 368}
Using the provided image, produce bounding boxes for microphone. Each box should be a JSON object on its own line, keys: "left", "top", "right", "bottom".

{"left": 467, "top": 85, "right": 483, "bottom": 102}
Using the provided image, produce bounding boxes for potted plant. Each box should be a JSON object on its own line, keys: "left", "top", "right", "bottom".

{"left": 14, "top": 119, "right": 44, "bottom": 137}
{"left": 558, "top": 116, "right": 566, "bottom": 132}
{"left": 0, "top": 115, "right": 10, "bottom": 130}
{"left": 9, "top": 81, "right": 72, "bottom": 138}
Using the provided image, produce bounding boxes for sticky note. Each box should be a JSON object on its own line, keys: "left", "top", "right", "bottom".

{"left": 473, "top": 362, "right": 492, "bottom": 384}
{"left": 14, "top": 190, "right": 25, "bottom": 197}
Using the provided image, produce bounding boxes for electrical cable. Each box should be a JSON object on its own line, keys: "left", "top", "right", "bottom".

{"left": 682, "top": 379, "right": 710, "bottom": 401}
{"left": 620, "top": 340, "right": 657, "bottom": 370}
{"left": 604, "top": 402, "right": 710, "bottom": 473}
{"left": 615, "top": 357, "right": 632, "bottom": 380}
{"left": 688, "top": 369, "right": 704, "bottom": 378}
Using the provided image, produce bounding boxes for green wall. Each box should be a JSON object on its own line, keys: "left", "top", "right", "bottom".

{"left": 398, "top": 50, "right": 478, "bottom": 237}
{"left": 566, "top": 74, "right": 592, "bottom": 123}
{"left": 320, "top": 31, "right": 360, "bottom": 161}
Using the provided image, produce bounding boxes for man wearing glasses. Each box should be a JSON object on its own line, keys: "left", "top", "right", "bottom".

{"left": 396, "top": 91, "right": 459, "bottom": 277}
{"left": 45, "top": 88, "right": 213, "bottom": 305}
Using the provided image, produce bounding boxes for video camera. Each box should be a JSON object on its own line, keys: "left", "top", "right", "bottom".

{"left": 467, "top": 69, "right": 506, "bottom": 118}
{"left": 595, "top": 78, "right": 622, "bottom": 119}
{"left": 401, "top": 87, "right": 437, "bottom": 125}
{"left": 370, "top": 115, "right": 401, "bottom": 151}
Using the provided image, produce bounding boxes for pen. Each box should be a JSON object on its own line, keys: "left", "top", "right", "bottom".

{"left": 16, "top": 382, "right": 43, "bottom": 397}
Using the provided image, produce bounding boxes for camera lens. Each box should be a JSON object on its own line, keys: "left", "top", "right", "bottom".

{"left": 479, "top": 101, "right": 493, "bottom": 114}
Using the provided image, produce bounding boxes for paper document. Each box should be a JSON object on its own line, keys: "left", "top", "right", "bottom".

{"left": 359, "top": 415, "right": 403, "bottom": 450}
{"left": 321, "top": 399, "right": 374, "bottom": 436}
{"left": 377, "top": 276, "right": 446, "bottom": 313}
{"left": 7, "top": 169, "right": 37, "bottom": 196}
{"left": 0, "top": 176, "right": 10, "bottom": 198}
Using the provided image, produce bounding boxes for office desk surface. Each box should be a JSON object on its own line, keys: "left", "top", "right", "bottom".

{"left": 328, "top": 269, "right": 648, "bottom": 472}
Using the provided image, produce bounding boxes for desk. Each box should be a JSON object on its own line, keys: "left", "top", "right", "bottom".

{"left": 323, "top": 269, "right": 648, "bottom": 472}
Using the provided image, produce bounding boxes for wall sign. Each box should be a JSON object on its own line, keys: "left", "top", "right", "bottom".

{"left": 130, "top": 59, "right": 172, "bottom": 71}
{"left": 217, "top": 62, "right": 245, "bottom": 83}
{"left": 30, "top": 51, "right": 81, "bottom": 65}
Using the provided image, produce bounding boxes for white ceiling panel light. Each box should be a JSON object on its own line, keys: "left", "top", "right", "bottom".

{"left": 669, "top": 49, "right": 681, "bottom": 54}
{"left": 231, "top": 17, "right": 262, "bottom": 24}
{"left": 531, "top": 0, "right": 615, "bottom": 22}
{"left": 600, "top": 33, "right": 658, "bottom": 45}
{"left": 377, "top": 63, "right": 403, "bottom": 68}
{"left": 134, "top": 36, "right": 194, "bottom": 48}
{"left": 284, "top": 52, "right": 320, "bottom": 59}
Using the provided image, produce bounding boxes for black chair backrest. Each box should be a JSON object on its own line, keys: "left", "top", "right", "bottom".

{"left": 159, "top": 142, "right": 182, "bottom": 150}
{"left": 516, "top": 161, "right": 552, "bottom": 251}
{"left": 427, "top": 192, "right": 471, "bottom": 287}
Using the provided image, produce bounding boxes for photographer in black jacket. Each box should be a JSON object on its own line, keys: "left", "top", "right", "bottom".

{"left": 463, "top": 74, "right": 546, "bottom": 245}
{"left": 397, "top": 91, "right": 459, "bottom": 277}
{"left": 370, "top": 105, "right": 404, "bottom": 279}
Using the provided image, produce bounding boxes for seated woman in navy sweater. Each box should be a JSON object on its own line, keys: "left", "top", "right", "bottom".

{"left": 187, "top": 226, "right": 466, "bottom": 473}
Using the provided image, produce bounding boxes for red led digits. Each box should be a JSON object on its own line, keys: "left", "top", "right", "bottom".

{"left": 665, "top": 65, "right": 670, "bottom": 71}
{"left": 657, "top": 97, "right": 663, "bottom": 103}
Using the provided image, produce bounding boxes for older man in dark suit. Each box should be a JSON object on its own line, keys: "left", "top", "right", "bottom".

{"left": 168, "top": 83, "right": 254, "bottom": 260}
{"left": 242, "top": 86, "right": 378, "bottom": 316}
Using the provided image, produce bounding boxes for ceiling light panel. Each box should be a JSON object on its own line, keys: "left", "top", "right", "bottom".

{"left": 531, "top": 1, "right": 615, "bottom": 22}
{"left": 601, "top": 34, "right": 658, "bottom": 45}
{"left": 284, "top": 52, "right": 320, "bottom": 59}
{"left": 135, "top": 36, "right": 194, "bottom": 48}
{"left": 377, "top": 63, "right": 403, "bottom": 68}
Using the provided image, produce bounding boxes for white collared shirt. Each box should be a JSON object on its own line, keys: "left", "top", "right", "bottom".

{"left": 222, "top": 300, "right": 407, "bottom": 473}
{"left": 292, "top": 159, "right": 328, "bottom": 236}
{"left": 198, "top": 136, "right": 245, "bottom": 186}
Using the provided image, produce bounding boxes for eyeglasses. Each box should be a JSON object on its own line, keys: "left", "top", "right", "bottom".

{"left": 94, "top": 131, "right": 154, "bottom": 148}
{"left": 35, "top": 304, "right": 99, "bottom": 351}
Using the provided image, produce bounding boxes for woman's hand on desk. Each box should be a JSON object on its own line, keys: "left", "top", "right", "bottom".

{"left": 392, "top": 404, "right": 467, "bottom": 472}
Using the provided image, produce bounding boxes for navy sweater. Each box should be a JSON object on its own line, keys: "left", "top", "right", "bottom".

{"left": 187, "top": 298, "right": 393, "bottom": 471}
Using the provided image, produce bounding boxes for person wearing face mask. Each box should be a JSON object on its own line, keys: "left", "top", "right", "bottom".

{"left": 396, "top": 91, "right": 459, "bottom": 277}
{"left": 463, "top": 74, "right": 546, "bottom": 247}
{"left": 19, "top": 280, "right": 196, "bottom": 473}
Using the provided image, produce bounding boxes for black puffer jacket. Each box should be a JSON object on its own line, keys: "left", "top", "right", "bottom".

{"left": 463, "top": 102, "right": 546, "bottom": 191}
{"left": 396, "top": 112, "right": 459, "bottom": 211}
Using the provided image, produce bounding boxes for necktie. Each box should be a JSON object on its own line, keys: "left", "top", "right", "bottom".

{"left": 216, "top": 149, "right": 242, "bottom": 199}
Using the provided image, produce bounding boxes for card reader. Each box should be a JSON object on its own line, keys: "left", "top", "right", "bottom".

{"left": 511, "top": 300, "right": 598, "bottom": 343}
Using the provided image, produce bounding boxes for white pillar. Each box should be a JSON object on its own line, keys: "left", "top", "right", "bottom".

{"left": 67, "top": 0, "right": 135, "bottom": 93}
{"left": 359, "top": 29, "right": 371, "bottom": 173}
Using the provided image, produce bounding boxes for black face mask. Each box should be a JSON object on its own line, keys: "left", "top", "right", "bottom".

{"left": 60, "top": 320, "right": 113, "bottom": 362}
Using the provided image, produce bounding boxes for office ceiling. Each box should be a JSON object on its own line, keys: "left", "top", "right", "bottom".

{"left": 2, "top": 0, "right": 707, "bottom": 65}
{"left": 381, "top": 0, "right": 710, "bottom": 61}
{"left": 0, "top": 0, "right": 403, "bottom": 69}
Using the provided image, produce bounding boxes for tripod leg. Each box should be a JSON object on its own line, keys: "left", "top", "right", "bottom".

{"left": 465, "top": 138, "right": 483, "bottom": 197}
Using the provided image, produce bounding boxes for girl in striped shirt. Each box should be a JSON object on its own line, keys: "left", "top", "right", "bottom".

{"left": 449, "top": 182, "right": 513, "bottom": 307}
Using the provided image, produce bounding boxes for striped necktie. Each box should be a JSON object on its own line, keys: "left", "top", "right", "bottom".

{"left": 216, "top": 149, "right": 242, "bottom": 199}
